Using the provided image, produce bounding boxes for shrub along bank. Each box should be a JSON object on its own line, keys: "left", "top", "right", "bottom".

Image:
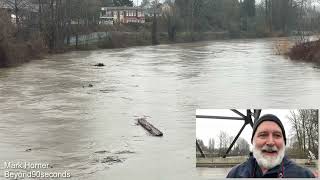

{"left": 288, "top": 40, "right": 320, "bottom": 64}
{"left": 0, "top": 11, "right": 46, "bottom": 68}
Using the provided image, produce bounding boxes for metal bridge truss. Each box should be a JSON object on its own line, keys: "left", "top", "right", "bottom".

{"left": 196, "top": 109, "right": 261, "bottom": 158}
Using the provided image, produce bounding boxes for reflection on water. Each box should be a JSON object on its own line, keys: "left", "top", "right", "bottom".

{"left": 0, "top": 37, "right": 320, "bottom": 179}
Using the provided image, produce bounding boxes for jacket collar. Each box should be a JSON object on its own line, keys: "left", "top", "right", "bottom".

{"left": 251, "top": 155, "right": 288, "bottom": 178}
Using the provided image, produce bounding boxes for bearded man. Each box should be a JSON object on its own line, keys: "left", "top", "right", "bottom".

{"left": 227, "top": 114, "right": 315, "bottom": 178}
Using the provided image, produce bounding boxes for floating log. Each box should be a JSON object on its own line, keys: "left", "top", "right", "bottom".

{"left": 137, "top": 118, "right": 163, "bottom": 136}
{"left": 94, "top": 63, "right": 105, "bottom": 67}
{"left": 94, "top": 150, "right": 109, "bottom": 154}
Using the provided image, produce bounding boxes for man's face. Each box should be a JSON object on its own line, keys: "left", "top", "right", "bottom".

{"left": 252, "top": 121, "right": 285, "bottom": 169}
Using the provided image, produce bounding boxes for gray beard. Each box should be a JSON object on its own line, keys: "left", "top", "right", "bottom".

{"left": 252, "top": 143, "right": 285, "bottom": 170}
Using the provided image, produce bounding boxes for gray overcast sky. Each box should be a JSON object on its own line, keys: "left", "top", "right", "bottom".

{"left": 196, "top": 109, "right": 294, "bottom": 150}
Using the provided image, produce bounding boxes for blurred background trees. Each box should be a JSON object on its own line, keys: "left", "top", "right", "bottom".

{"left": 1, "top": 0, "right": 320, "bottom": 51}
{"left": 197, "top": 131, "right": 250, "bottom": 157}
{"left": 287, "top": 109, "right": 319, "bottom": 159}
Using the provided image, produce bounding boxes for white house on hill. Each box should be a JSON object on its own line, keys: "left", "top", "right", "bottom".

{"left": 100, "top": 6, "right": 145, "bottom": 25}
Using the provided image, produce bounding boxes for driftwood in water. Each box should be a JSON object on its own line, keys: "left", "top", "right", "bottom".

{"left": 94, "top": 63, "right": 105, "bottom": 67}
{"left": 137, "top": 118, "right": 163, "bottom": 136}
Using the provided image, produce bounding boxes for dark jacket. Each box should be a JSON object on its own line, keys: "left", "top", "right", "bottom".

{"left": 227, "top": 155, "right": 315, "bottom": 178}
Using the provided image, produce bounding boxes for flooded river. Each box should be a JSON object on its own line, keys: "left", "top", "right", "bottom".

{"left": 0, "top": 38, "right": 320, "bottom": 180}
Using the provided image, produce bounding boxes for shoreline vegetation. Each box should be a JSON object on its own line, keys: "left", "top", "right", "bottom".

{"left": 288, "top": 39, "right": 320, "bottom": 64}
{"left": 2, "top": 24, "right": 318, "bottom": 68}
{"left": 1, "top": 0, "right": 320, "bottom": 67}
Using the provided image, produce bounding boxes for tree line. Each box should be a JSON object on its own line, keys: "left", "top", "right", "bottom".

{"left": 197, "top": 131, "right": 250, "bottom": 157}
{"left": 153, "top": 0, "right": 320, "bottom": 41}
{"left": 0, "top": 0, "right": 137, "bottom": 50}
{"left": 1, "top": 0, "right": 320, "bottom": 66}
{"left": 287, "top": 109, "right": 318, "bottom": 159}
{"left": 2, "top": 0, "right": 320, "bottom": 49}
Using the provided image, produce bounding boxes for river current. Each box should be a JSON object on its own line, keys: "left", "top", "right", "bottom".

{"left": 0, "top": 38, "right": 319, "bottom": 180}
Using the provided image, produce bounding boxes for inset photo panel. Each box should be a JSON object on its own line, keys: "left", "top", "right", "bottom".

{"left": 196, "top": 109, "right": 319, "bottom": 178}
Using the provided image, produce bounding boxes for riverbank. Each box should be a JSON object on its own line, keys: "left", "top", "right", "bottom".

{"left": 77, "top": 30, "right": 289, "bottom": 50}
{"left": 0, "top": 31, "right": 234, "bottom": 68}
{"left": 0, "top": 10, "right": 47, "bottom": 68}
{"left": 77, "top": 31, "right": 230, "bottom": 50}
{"left": 0, "top": 37, "right": 47, "bottom": 68}
{"left": 288, "top": 39, "right": 320, "bottom": 64}
{"left": 0, "top": 28, "right": 307, "bottom": 68}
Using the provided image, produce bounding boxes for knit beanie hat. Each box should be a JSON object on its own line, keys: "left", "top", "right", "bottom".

{"left": 251, "top": 114, "right": 286, "bottom": 145}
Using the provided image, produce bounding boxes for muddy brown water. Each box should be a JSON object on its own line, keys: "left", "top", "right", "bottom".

{"left": 0, "top": 38, "right": 320, "bottom": 180}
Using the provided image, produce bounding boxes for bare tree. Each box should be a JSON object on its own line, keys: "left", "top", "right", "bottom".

{"left": 151, "top": 0, "right": 160, "bottom": 45}
{"left": 288, "top": 109, "right": 319, "bottom": 159}
{"left": 235, "top": 137, "right": 250, "bottom": 155}
{"left": 2, "top": 0, "right": 38, "bottom": 33}
{"left": 218, "top": 131, "right": 228, "bottom": 155}
{"left": 162, "top": 0, "right": 176, "bottom": 41}
{"left": 208, "top": 138, "right": 215, "bottom": 152}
